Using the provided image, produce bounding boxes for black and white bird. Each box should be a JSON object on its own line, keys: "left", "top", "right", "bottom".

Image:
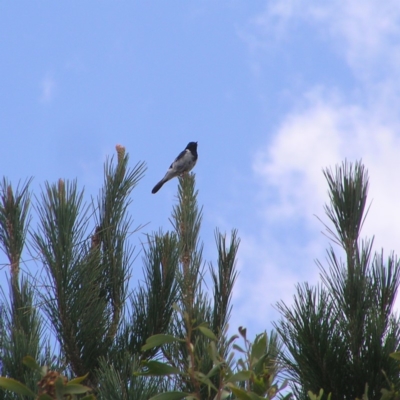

{"left": 152, "top": 141, "right": 198, "bottom": 194}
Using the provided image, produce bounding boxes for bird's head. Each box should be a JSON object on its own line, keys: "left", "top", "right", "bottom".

{"left": 186, "top": 142, "right": 198, "bottom": 152}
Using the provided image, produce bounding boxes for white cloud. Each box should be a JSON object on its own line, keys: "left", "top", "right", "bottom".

{"left": 255, "top": 88, "right": 400, "bottom": 252}
{"left": 40, "top": 74, "right": 56, "bottom": 103}
{"left": 232, "top": 0, "right": 400, "bottom": 332}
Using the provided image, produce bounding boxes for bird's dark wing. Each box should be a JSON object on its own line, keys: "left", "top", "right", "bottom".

{"left": 170, "top": 149, "right": 187, "bottom": 168}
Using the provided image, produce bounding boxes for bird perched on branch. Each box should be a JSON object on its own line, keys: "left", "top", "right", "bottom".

{"left": 152, "top": 141, "right": 198, "bottom": 194}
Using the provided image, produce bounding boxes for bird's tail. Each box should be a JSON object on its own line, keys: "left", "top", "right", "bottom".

{"left": 152, "top": 179, "right": 165, "bottom": 194}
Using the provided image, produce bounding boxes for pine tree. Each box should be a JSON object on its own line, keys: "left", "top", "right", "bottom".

{"left": 0, "top": 177, "right": 45, "bottom": 398}
{"left": 275, "top": 160, "right": 400, "bottom": 400}
{"left": 0, "top": 145, "right": 285, "bottom": 400}
{"left": 94, "top": 155, "right": 242, "bottom": 399}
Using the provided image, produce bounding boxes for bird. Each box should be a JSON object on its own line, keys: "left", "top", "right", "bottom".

{"left": 152, "top": 141, "right": 198, "bottom": 194}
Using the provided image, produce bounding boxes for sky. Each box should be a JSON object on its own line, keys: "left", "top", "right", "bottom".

{"left": 1, "top": 0, "right": 400, "bottom": 339}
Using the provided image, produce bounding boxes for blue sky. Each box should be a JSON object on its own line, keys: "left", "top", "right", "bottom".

{"left": 1, "top": 1, "right": 400, "bottom": 338}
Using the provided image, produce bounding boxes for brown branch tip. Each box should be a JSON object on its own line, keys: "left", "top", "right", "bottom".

{"left": 116, "top": 144, "right": 126, "bottom": 163}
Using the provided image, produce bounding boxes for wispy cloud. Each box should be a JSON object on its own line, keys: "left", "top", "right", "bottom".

{"left": 40, "top": 74, "right": 56, "bottom": 103}
{"left": 255, "top": 0, "right": 400, "bottom": 82}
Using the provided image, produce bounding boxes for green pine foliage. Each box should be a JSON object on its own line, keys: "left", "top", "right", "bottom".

{"left": 0, "top": 145, "right": 285, "bottom": 400}
{"left": 3, "top": 148, "right": 396, "bottom": 400}
{"left": 276, "top": 161, "right": 400, "bottom": 400}
{"left": 0, "top": 177, "right": 45, "bottom": 398}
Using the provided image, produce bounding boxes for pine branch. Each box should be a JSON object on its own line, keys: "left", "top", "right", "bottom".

{"left": 1, "top": 277, "right": 44, "bottom": 393}
{"left": 125, "top": 231, "right": 179, "bottom": 357}
{"left": 0, "top": 178, "right": 44, "bottom": 392}
{"left": 170, "top": 173, "right": 203, "bottom": 315}
{"left": 95, "top": 145, "right": 146, "bottom": 342}
{"left": 165, "top": 173, "right": 241, "bottom": 399}
{"left": 33, "top": 179, "right": 94, "bottom": 377}
{"left": 33, "top": 146, "right": 146, "bottom": 382}
{"left": 277, "top": 160, "right": 400, "bottom": 399}
{"left": 210, "top": 228, "right": 239, "bottom": 338}
{"left": 209, "top": 227, "right": 240, "bottom": 393}
{"left": 96, "top": 354, "right": 162, "bottom": 400}
{"left": 0, "top": 178, "right": 31, "bottom": 283}
{"left": 322, "top": 160, "right": 370, "bottom": 266}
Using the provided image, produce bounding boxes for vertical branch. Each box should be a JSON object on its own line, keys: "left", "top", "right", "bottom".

{"left": 0, "top": 178, "right": 32, "bottom": 330}
{"left": 0, "top": 178, "right": 43, "bottom": 390}
{"left": 127, "top": 231, "right": 179, "bottom": 357}
{"left": 168, "top": 173, "right": 207, "bottom": 398}
{"left": 0, "top": 178, "right": 31, "bottom": 285}
{"left": 96, "top": 144, "right": 146, "bottom": 342}
{"left": 209, "top": 229, "right": 240, "bottom": 393}
{"left": 210, "top": 229, "right": 239, "bottom": 337}
{"left": 170, "top": 173, "right": 203, "bottom": 316}
{"left": 322, "top": 160, "right": 369, "bottom": 271}
{"left": 322, "top": 161, "right": 371, "bottom": 372}
{"left": 33, "top": 179, "right": 89, "bottom": 376}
